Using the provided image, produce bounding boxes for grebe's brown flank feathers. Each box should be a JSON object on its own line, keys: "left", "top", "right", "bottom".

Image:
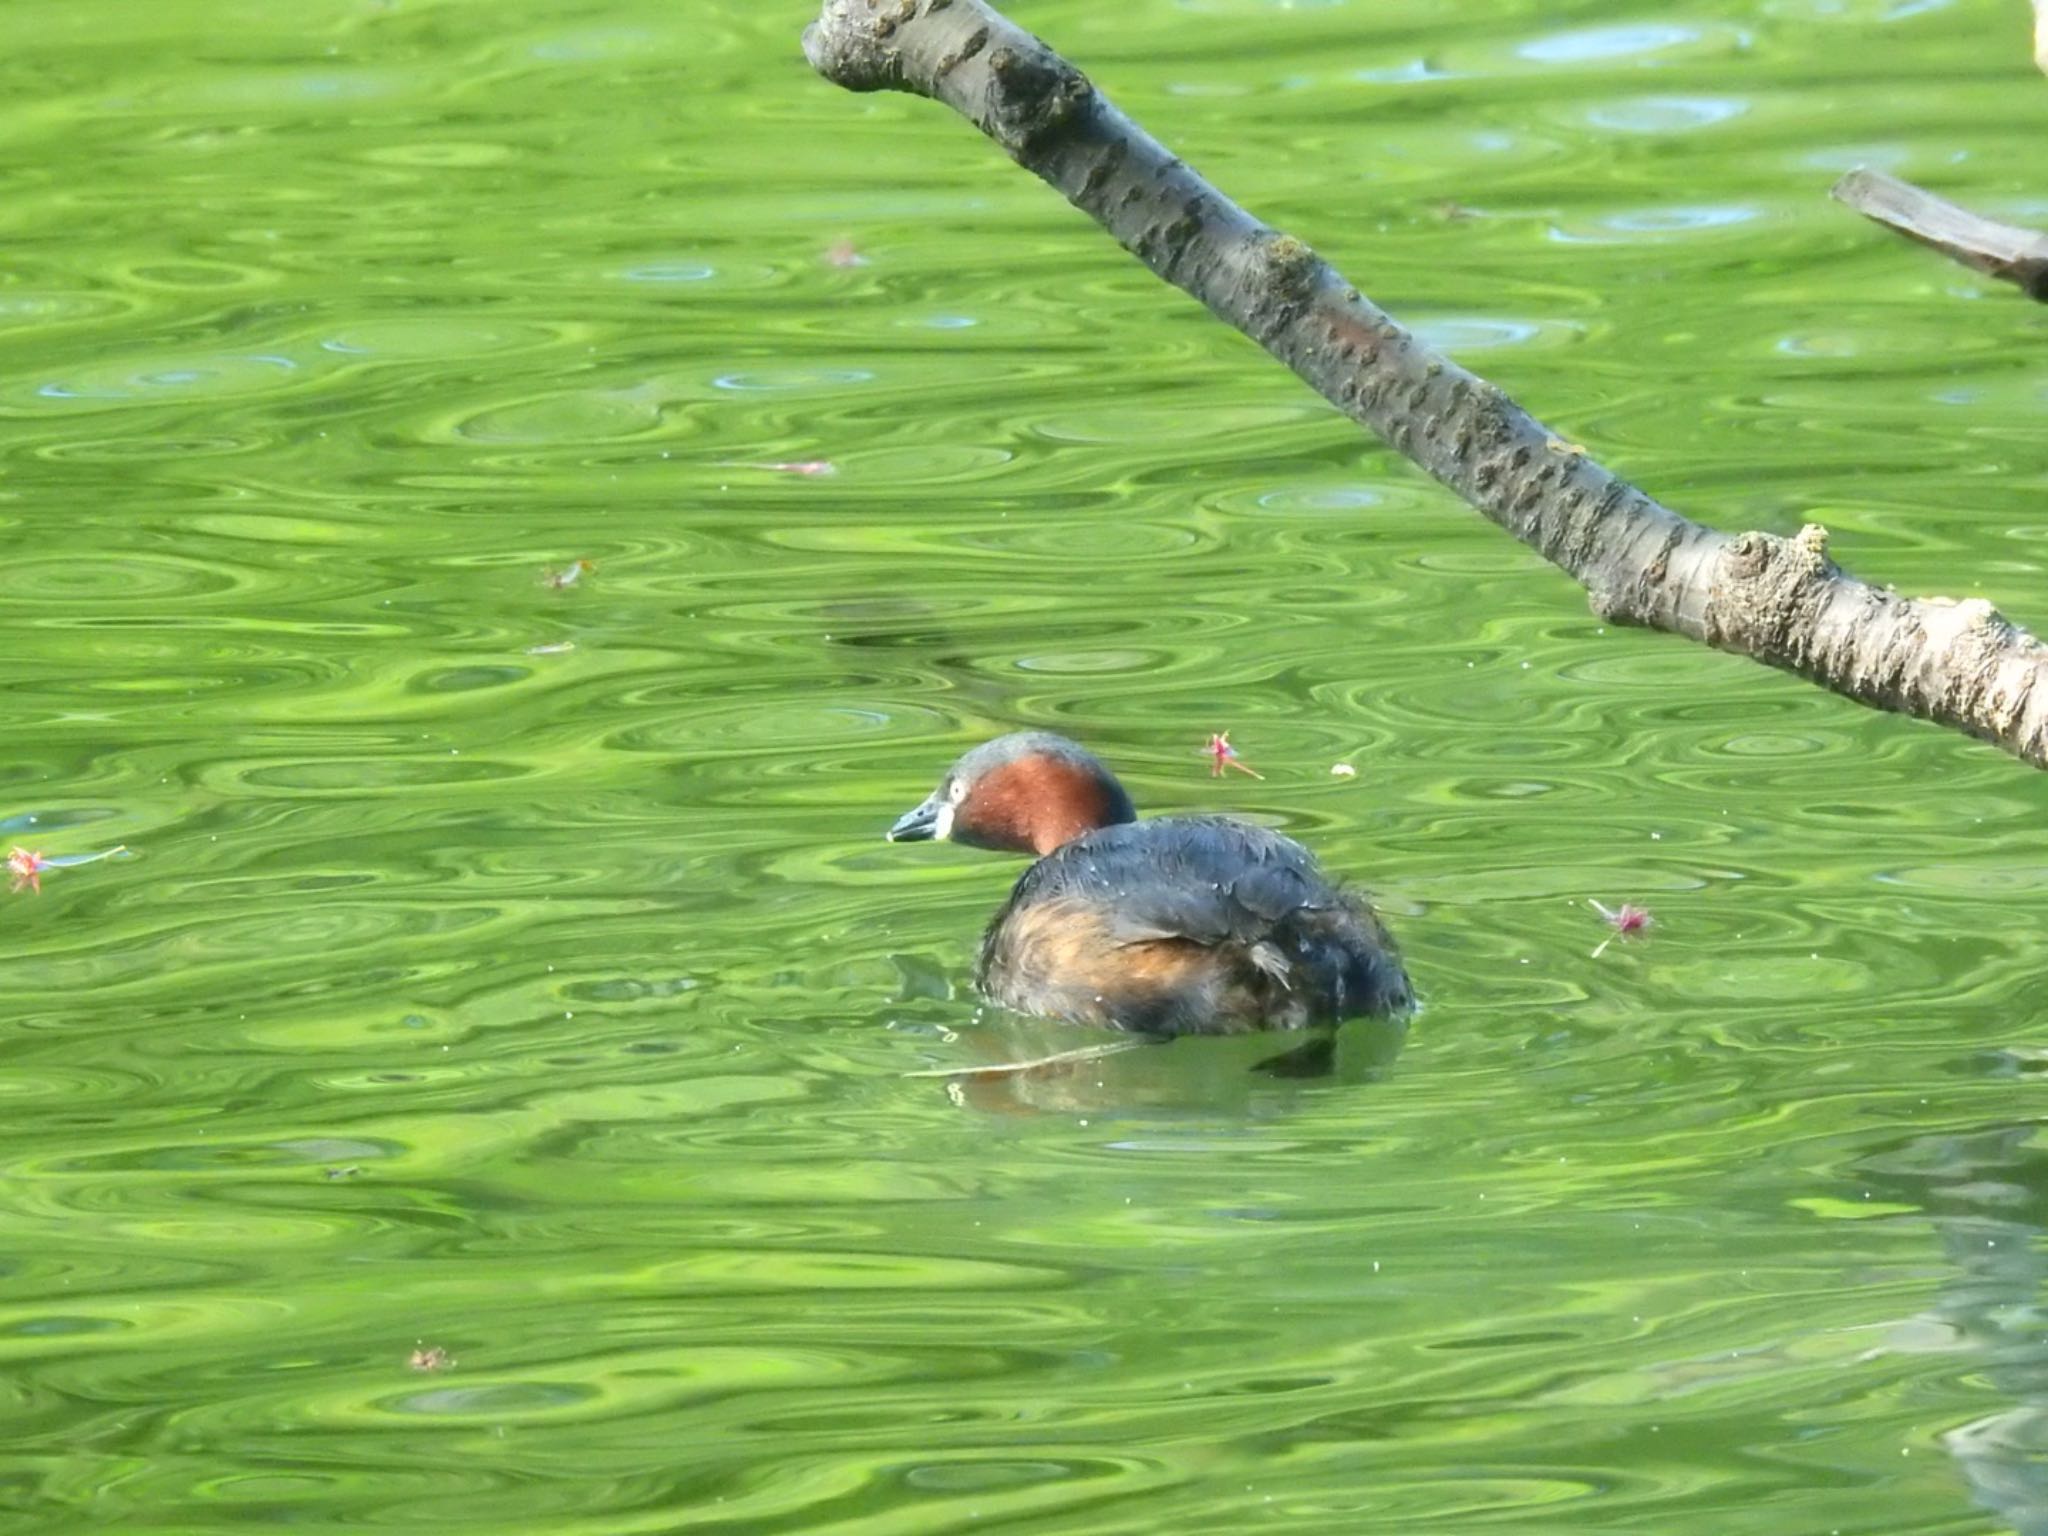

{"left": 886, "top": 732, "right": 1136, "bottom": 856}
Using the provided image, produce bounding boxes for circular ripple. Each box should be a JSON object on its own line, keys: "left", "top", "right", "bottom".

{"left": 432, "top": 391, "right": 669, "bottom": 445}
{"left": 319, "top": 318, "right": 560, "bottom": 360}
{"left": 1518, "top": 23, "right": 1701, "bottom": 61}
{"left": 219, "top": 756, "right": 544, "bottom": 794}
{"left": 0, "top": 553, "right": 245, "bottom": 602}
{"left": 117, "top": 260, "right": 274, "bottom": 291}
{"left": 1409, "top": 314, "right": 1587, "bottom": 353}
{"left": 1584, "top": 96, "right": 1749, "bottom": 133}
{"left": 0, "top": 290, "right": 134, "bottom": 326}
{"left": 360, "top": 141, "right": 514, "bottom": 168}
{"left": 712, "top": 366, "right": 877, "bottom": 394}
{"left": 21, "top": 351, "right": 313, "bottom": 408}
{"left": 34, "top": 433, "right": 266, "bottom": 462}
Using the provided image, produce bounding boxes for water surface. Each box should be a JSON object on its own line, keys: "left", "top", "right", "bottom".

{"left": 3, "top": 1, "right": 2046, "bottom": 1531}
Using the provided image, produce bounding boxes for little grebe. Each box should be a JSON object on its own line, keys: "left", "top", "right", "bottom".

{"left": 888, "top": 732, "right": 1412, "bottom": 1035}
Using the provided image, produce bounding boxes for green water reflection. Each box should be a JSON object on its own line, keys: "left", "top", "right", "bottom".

{"left": 1, "top": 0, "right": 2045, "bottom": 1531}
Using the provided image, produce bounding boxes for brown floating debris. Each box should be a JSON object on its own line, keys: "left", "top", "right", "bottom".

{"left": 542, "top": 559, "right": 595, "bottom": 590}
{"left": 903, "top": 1040, "right": 1150, "bottom": 1080}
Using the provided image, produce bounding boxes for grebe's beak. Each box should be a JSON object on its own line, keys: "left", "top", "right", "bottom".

{"left": 887, "top": 793, "right": 943, "bottom": 842}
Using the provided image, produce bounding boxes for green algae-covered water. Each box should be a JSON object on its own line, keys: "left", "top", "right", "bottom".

{"left": 5, "top": 1, "right": 2047, "bottom": 1530}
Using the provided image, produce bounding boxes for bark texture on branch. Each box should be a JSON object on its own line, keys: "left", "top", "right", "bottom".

{"left": 1833, "top": 169, "right": 2048, "bottom": 302}
{"left": 804, "top": 0, "right": 2048, "bottom": 770}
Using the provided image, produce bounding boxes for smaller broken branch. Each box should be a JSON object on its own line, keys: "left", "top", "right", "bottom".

{"left": 1832, "top": 168, "right": 2048, "bottom": 302}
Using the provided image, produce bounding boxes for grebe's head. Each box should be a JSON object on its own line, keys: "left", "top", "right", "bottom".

{"left": 887, "top": 732, "right": 1138, "bottom": 856}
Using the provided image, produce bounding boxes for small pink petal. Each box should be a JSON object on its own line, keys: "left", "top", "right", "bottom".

{"left": 724, "top": 460, "right": 839, "bottom": 478}
{"left": 1588, "top": 899, "right": 1653, "bottom": 956}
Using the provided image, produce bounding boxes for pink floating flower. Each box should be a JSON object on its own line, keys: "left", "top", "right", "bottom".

{"left": 1589, "top": 899, "right": 1653, "bottom": 958}
{"left": 1203, "top": 731, "right": 1263, "bottom": 780}
{"left": 822, "top": 239, "right": 868, "bottom": 269}
{"left": 8, "top": 847, "right": 49, "bottom": 895}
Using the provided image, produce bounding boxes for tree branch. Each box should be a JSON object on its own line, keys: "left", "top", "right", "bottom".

{"left": 1832, "top": 168, "right": 2048, "bottom": 302}
{"left": 804, "top": 0, "right": 2048, "bottom": 770}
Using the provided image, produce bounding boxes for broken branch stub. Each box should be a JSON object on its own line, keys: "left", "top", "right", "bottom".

{"left": 805, "top": 0, "right": 2048, "bottom": 770}
{"left": 1832, "top": 168, "right": 2048, "bottom": 302}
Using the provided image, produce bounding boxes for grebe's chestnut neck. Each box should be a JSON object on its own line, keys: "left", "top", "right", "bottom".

{"left": 886, "top": 731, "right": 1137, "bottom": 857}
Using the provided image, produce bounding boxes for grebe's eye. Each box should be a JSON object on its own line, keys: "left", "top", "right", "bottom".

{"left": 946, "top": 777, "right": 967, "bottom": 804}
